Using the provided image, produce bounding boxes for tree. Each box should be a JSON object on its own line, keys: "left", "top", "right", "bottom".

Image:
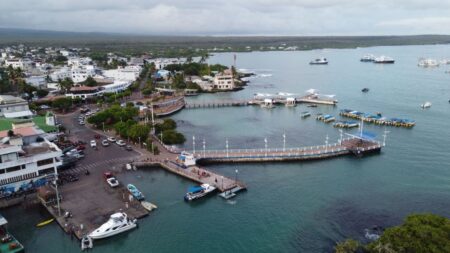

{"left": 36, "top": 89, "right": 49, "bottom": 98}
{"left": 367, "top": 213, "right": 450, "bottom": 253}
{"left": 52, "top": 97, "right": 73, "bottom": 112}
{"left": 335, "top": 239, "right": 362, "bottom": 253}
{"left": 57, "top": 77, "right": 74, "bottom": 93}
{"left": 161, "top": 129, "right": 185, "bottom": 145}
{"left": 82, "top": 76, "right": 98, "bottom": 87}
{"left": 128, "top": 124, "right": 150, "bottom": 143}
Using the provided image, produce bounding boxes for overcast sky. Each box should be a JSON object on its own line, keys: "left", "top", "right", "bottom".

{"left": 1, "top": 0, "right": 450, "bottom": 35}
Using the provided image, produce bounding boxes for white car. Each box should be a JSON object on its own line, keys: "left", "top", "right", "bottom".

{"left": 90, "top": 140, "right": 97, "bottom": 148}
{"left": 116, "top": 140, "right": 126, "bottom": 146}
{"left": 106, "top": 177, "right": 119, "bottom": 188}
{"left": 79, "top": 121, "right": 85, "bottom": 125}
{"left": 107, "top": 137, "right": 116, "bottom": 142}
{"left": 102, "top": 139, "right": 110, "bottom": 147}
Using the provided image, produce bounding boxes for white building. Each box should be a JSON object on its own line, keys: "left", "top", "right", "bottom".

{"left": 25, "top": 76, "right": 47, "bottom": 88}
{"left": 4, "top": 58, "right": 32, "bottom": 69}
{"left": 71, "top": 66, "right": 95, "bottom": 83}
{"left": 67, "top": 57, "right": 92, "bottom": 68}
{"left": 145, "top": 58, "right": 186, "bottom": 70}
{"left": 102, "top": 81, "right": 132, "bottom": 93}
{"left": 49, "top": 67, "right": 71, "bottom": 82}
{"left": 213, "top": 69, "right": 235, "bottom": 90}
{"left": 102, "top": 66, "right": 141, "bottom": 82}
{"left": 59, "top": 50, "right": 71, "bottom": 57}
{"left": 0, "top": 136, "right": 62, "bottom": 198}
{"left": 0, "top": 95, "right": 33, "bottom": 119}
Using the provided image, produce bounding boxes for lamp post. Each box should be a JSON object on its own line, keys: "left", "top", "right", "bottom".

{"left": 203, "top": 139, "right": 206, "bottom": 157}
{"left": 160, "top": 132, "right": 163, "bottom": 144}
{"left": 102, "top": 122, "right": 105, "bottom": 132}
{"left": 264, "top": 138, "right": 268, "bottom": 157}
{"left": 192, "top": 135, "right": 196, "bottom": 154}
{"left": 325, "top": 134, "right": 329, "bottom": 153}
{"left": 235, "top": 169, "right": 238, "bottom": 184}
{"left": 283, "top": 133, "right": 286, "bottom": 152}
{"left": 339, "top": 129, "right": 343, "bottom": 144}
{"left": 226, "top": 139, "right": 229, "bottom": 158}
{"left": 138, "top": 136, "right": 141, "bottom": 148}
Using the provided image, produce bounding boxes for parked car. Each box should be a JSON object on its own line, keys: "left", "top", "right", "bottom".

{"left": 106, "top": 177, "right": 119, "bottom": 188}
{"left": 90, "top": 140, "right": 97, "bottom": 148}
{"left": 116, "top": 140, "right": 126, "bottom": 146}
{"left": 107, "top": 137, "right": 116, "bottom": 142}
{"left": 103, "top": 171, "right": 114, "bottom": 180}
{"left": 76, "top": 144, "right": 86, "bottom": 151}
{"left": 79, "top": 121, "right": 85, "bottom": 125}
{"left": 101, "top": 139, "right": 110, "bottom": 147}
{"left": 125, "top": 145, "right": 132, "bottom": 151}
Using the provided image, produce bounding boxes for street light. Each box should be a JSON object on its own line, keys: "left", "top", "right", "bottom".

{"left": 192, "top": 136, "right": 196, "bottom": 154}
{"left": 283, "top": 132, "right": 286, "bottom": 152}
{"left": 138, "top": 136, "right": 141, "bottom": 147}
{"left": 226, "top": 139, "right": 229, "bottom": 158}
{"left": 264, "top": 138, "right": 268, "bottom": 157}
{"left": 160, "top": 132, "right": 163, "bottom": 144}
{"left": 102, "top": 122, "right": 105, "bottom": 132}
{"left": 325, "top": 134, "right": 329, "bottom": 152}
{"left": 235, "top": 169, "right": 238, "bottom": 184}
{"left": 203, "top": 138, "right": 206, "bottom": 157}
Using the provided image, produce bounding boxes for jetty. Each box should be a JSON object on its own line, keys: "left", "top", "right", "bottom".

{"left": 339, "top": 109, "right": 415, "bottom": 128}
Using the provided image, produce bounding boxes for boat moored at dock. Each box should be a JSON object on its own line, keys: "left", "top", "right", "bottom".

{"left": 333, "top": 121, "right": 359, "bottom": 128}
{"left": 88, "top": 212, "right": 137, "bottom": 240}
{"left": 316, "top": 114, "right": 336, "bottom": 123}
{"left": 339, "top": 109, "right": 415, "bottom": 128}
{"left": 184, "top": 184, "right": 216, "bottom": 201}
{"left": 127, "top": 184, "right": 145, "bottom": 201}
{"left": 300, "top": 111, "right": 311, "bottom": 118}
{"left": 0, "top": 214, "right": 24, "bottom": 253}
{"left": 374, "top": 56, "right": 395, "bottom": 64}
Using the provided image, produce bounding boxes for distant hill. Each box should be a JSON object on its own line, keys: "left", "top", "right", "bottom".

{"left": 1, "top": 28, "right": 450, "bottom": 55}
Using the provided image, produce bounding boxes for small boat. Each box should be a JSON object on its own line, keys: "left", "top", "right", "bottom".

{"left": 421, "top": 102, "right": 432, "bottom": 109}
{"left": 36, "top": 218, "right": 54, "bottom": 227}
{"left": 184, "top": 184, "right": 216, "bottom": 201}
{"left": 306, "top": 104, "right": 318, "bottom": 108}
{"left": 127, "top": 184, "right": 145, "bottom": 201}
{"left": 81, "top": 236, "right": 93, "bottom": 251}
{"left": 374, "top": 56, "right": 395, "bottom": 64}
{"left": 418, "top": 58, "right": 439, "bottom": 67}
{"left": 360, "top": 54, "right": 375, "bottom": 62}
{"left": 88, "top": 212, "right": 137, "bottom": 240}
{"left": 300, "top": 111, "right": 311, "bottom": 118}
{"left": 141, "top": 201, "right": 158, "bottom": 211}
{"left": 361, "top": 88, "right": 369, "bottom": 93}
{"left": 309, "top": 57, "right": 328, "bottom": 65}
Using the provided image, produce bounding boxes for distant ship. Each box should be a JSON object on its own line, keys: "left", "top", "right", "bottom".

{"left": 418, "top": 58, "right": 439, "bottom": 67}
{"left": 309, "top": 57, "right": 328, "bottom": 65}
{"left": 360, "top": 54, "right": 375, "bottom": 62}
{"left": 374, "top": 56, "right": 395, "bottom": 64}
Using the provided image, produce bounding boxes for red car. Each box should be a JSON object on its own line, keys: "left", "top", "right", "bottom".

{"left": 103, "top": 172, "right": 113, "bottom": 180}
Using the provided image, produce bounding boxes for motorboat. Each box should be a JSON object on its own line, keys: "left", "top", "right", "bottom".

{"left": 88, "top": 212, "right": 137, "bottom": 240}
{"left": 300, "top": 111, "right": 311, "bottom": 118}
{"left": 361, "top": 88, "right": 370, "bottom": 93}
{"left": 141, "top": 201, "right": 158, "bottom": 211}
{"left": 418, "top": 58, "right": 439, "bottom": 67}
{"left": 127, "top": 184, "right": 145, "bottom": 201}
{"left": 309, "top": 57, "right": 328, "bottom": 65}
{"left": 81, "top": 236, "right": 93, "bottom": 251}
{"left": 421, "top": 102, "right": 432, "bottom": 109}
{"left": 184, "top": 184, "right": 216, "bottom": 201}
{"left": 374, "top": 56, "right": 395, "bottom": 64}
{"left": 360, "top": 54, "right": 375, "bottom": 62}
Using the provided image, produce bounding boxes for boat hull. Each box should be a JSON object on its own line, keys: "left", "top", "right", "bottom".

{"left": 89, "top": 223, "right": 137, "bottom": 240}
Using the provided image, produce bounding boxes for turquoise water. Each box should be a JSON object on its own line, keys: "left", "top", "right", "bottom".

{"left": 4, "top": 45, "right": 450, "bottom": 252}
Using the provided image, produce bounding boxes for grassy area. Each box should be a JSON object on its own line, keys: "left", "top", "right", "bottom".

{"left": 0, "top": 116, "right": 56, "bottom": 133}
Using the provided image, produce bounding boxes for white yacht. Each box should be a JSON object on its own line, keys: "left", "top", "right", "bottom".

{"left": 421, "top": 102, "right": 432, "bottom": 109}
{"left": 309, "top": 57, "right": 328, "bottom": 65}
{"left": 184, "top": 184, "right": 216, "bottom": 201}
{"left": 360, "top": 54, "right": 375, "bottom": 62}
{"left": 374, "top": 56, "right": 395, "bottom": 64}
{"left": 418, "top": 58, "right": 439, "bottom": 67}
{"left": 88, "top": 212, "right": 137, "bottom": 240}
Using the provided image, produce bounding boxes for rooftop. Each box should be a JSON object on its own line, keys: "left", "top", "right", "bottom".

{"left": 0, "top": 95, "right": 26, "bottom": 105}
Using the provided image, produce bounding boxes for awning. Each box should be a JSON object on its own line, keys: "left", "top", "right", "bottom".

{"left": 3, "top": 110, "right": 33, "bottom": 118}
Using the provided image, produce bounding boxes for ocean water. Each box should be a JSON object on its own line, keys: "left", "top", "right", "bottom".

{"left": 3, "top": 45, "right": 450, "bottom": 252}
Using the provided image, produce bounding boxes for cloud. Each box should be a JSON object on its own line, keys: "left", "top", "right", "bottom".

{"left": 0, "top": 0, "right": 449, "bottom": 35}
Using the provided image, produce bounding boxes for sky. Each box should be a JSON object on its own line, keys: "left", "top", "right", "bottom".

{"left": 0, "top": 0, "right": 450, "bottom": 35}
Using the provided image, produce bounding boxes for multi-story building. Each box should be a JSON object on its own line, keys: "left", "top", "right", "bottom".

{"left": 213, "top": 69, "right": 235, "bottom": 90}
{"left": 0, "top": 95, "right": 33, "bottom": 119}
{"left": 102, "top": 66, "right": 141, "bottom": 82}
{"left": 4, "top": 58, "right": 33, "bottom": 69}
{"left": 0, "top": 137, "right": 62, "bottom": 198}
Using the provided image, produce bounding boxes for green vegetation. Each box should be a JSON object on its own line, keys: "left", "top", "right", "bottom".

{"left": 335, "top": 213, "right": 450, "bottom": 253}
{"left": 81, "top": 76, "right": 98, "bottom": 87}
{"left": 51, "top": 97, "right": 73, "bottom": 112}
{"left": 154, "top": 119, "right": 186, "bottom": 145}
{"left": 87, "top": 104, "right": 138, "bottom": 128}
{"left": 57, "top": 77, "right": 74, "bottom": 93}
{"left": 164, "top": 62, "right": 228, "bottom": 77}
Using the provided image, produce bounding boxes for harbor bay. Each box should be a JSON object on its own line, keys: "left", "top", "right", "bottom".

{"left": 3, "top": 44, "right": 450, "bottom": 252}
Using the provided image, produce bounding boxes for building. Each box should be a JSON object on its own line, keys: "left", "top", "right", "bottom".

{"left": 65, "top": 86, "right": 104, "bottom": 99}
{"left": 145, "top": 58, "right": 186, "bottom": 70}
{"left": 4, "top": 58, "right": 32, "bottom": 69}
{"left": 0, "top": 95, "right": 33, "bottom": 119}
{"left": 102, "top": 66, "right": 141, "bottom": 82}
{"left": 71, "top": 66, "right": 96, "bottom": 83}
{"left": 102, "top": 80, "right": 132, "bottom": 94}
{"left": 213, "top": 69, "right": 235, "bottom": 90}
{"left": 0, "top": 137, "right": 62, "bottom": 199}
{"left": 49, "top": 67, "right": 71, "bottom": 81}
{"left": 25, "top": 75, "right": 47, "bottom": 88}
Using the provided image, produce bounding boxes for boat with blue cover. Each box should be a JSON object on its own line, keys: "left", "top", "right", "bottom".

{"left": 127, "top": 184, "right": 145, "bottom": 201}
{"left": 184, "top": 184, "right": 216, "bottom": 201}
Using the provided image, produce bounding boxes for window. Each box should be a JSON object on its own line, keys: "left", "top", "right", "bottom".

{"left": 39, "top": 168, "right": 54, "bottom": 175}
{"left": 37, "top": 158, "right": 54, "bottom": 167}
{"left": 6, "top": 166, "right": 21, "bottom": 173}
{"left": 0, "top": 169, "right": 5, "bottom": 174}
